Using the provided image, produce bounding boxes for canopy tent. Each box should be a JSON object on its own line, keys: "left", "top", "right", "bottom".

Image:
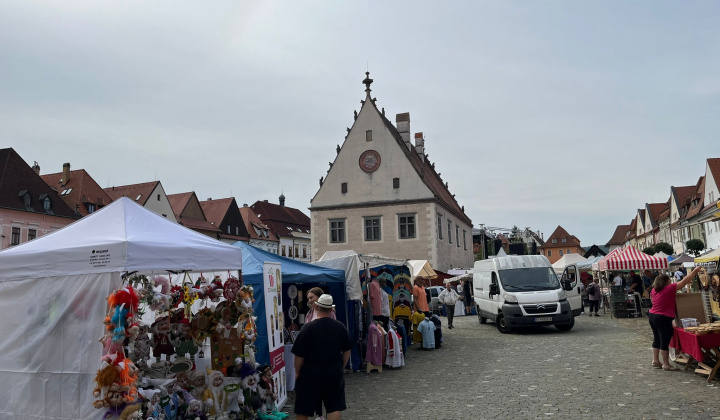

{"left": 233, "top": 242, "right": 347, "bottom": 365}
{"left": 575, "top": 256, "right": 603, "bottom": 271}
{"left": 316, "top": 250, "right": 407, "bottom": 289}
{"left": 669, "top": 253, "right": 695, "bottom": 266}
{"left": 0, "top": 197, "right": 244, "bottom": 419}
{"left": 407, "top": 260, "right": 437, "bottom": 283}
{"left": 592, "top": 247, "right": 623, "bottom": 271}
{"left": 552, "top": 254, "right": 588, "bottom": 274}
{"left": 654, "top": 251, "right": 670, "bottom": 259}
{"left": 597, "top": 246, "right": 669, "bottom": 271}
{"left": 444, "top": 273, "right": 472, "bottom": 284}
{"left": 695, "top": 248, "right": 720, "bottom": 264}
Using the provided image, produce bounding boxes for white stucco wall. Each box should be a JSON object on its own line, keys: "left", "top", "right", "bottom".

{"left": 144, "top": 184, "right": 178, "bottom": 223}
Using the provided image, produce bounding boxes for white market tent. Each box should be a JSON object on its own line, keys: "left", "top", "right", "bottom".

{"left": 406, "top": 260, "right": 437, "bottom": 283}
{"left": 315, "top": 251, "right": 408, "bottom": 299}
{"left": 0, "top": 197, "right": 243, "bottom": 419}
{"left": 552, "top": 253, "right": 588, "bottom": 274}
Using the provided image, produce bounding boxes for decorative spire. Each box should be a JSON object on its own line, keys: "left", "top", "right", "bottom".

{"left": 363, "top": 71, "right": 373, "bottom": 95}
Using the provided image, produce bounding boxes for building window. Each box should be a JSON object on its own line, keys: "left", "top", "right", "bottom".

{"left": 236, "top": 227, "right": 240, "bottom": 236}
{"left": 455, "top": 225, "right": 460, "bottom": 247}
{"left": 447, "top": 220, "right": 453, "bottom": 244}
{"left": 157, "top": 194, "right": 161, "bottom": 201}
{"left": 11, "top": 227, "right": 21, "bottom": 245}
{"left": 364, "top": 217, "right": 381, "bottom": 241}
{"left": 87, "top": 203, "right": 96, "bottom": 213}
{"left": 393, "top": 178, "right": 400, "bottom": 189}
{"left": 552, "top": 238, "right": 557, "bottom": 244}
{"left": 227, "top": 225, "right": 231, "bottom": 234}
{"left": 341, "top": 183, "right": 347, "bottom": 194}
{"left": 547, "top": 250, "right": 552, "bottom": 257}
{"left": 562, "top": 238, "right": 567, "bottom": 243}
{"left": 463, "top": 230, "right": 467, "bottom": 250}
{"left": 303, "top": 246, "right": 307, "bottom": 258}
{"left": 398, "top": 214, "right": 416, "bottom": 239}
{"left": 559, "top": 250, "right": 564, "bottom": 256}
{"left": 567, "top": 249, "right": 571, "bottom": 254}
{"left": 366, "top": 130, "right": 372, "bottom": 142}
{"left": 294, "top": 246, "right": 299, "bottom": 258}
{"left": 43, "top": 197, "right": 51, "bottom": 211}
{"left": 28, "top": 229, "right": 37, "bottom": 241}
{"left": 437, "top": 214, "right": 443, "bottom": 240}
{"left": 281, "top": 245, "right": 286, "bottom": 256}
{"left": 330, "top": 219, "right": 346, "bottom": 243}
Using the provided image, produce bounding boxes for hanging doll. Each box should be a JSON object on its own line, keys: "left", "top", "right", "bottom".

{"left": 151, "top": 316, "right": 175, "bottom": 364}
{"left": 210, "top": 276, "right": 225, "bottom": 302}
{"left": 256, "top": 365, "right": 289, "bottom": 420}
{"left": 189, "top": 369, "right": 208, "bottom": 401}
{"left": 239, "top": 363, "right": 263, "bottom": 412}
{"left": 187, "top": 398, "right": 208, "bottom": 420}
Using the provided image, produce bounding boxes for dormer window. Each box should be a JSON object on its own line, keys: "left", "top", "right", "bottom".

{"left": 552, "top": 238, "right": 557, "bottom": 244}
{"left": 562, "top": 238, "right": 567, "bottom": 243}
{"left": 19, "top": 190, "right": 32, "bottom": 211}
{"left": 38, "top": 194, "right": 52, "bottom": 212}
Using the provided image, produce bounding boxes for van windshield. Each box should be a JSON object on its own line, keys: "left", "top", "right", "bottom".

{"left": 497, "top": 267, "right": 560, "bottom": 292}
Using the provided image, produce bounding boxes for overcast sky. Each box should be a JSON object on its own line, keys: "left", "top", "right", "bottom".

{"left": 2, "top": 1, "right": 718, "bottom": 246}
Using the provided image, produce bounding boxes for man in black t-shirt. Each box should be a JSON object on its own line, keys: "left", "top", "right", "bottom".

{"left": 292, "top": 294, "right": 352, "bottom": 420}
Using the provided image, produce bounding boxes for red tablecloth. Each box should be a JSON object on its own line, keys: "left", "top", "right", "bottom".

{"left": 669, "top": 327, "right": 720, "bottom": 361}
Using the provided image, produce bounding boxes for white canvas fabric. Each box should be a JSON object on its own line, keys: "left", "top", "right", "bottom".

{"left": 552, "top": 254, "right": 588, "bottom": 273}
{"left": 316, "top": 251, "right": 407, "bottom": 300}
{"left": 0, "top": 197, "right": 243, "bottom": 419}
{"left": 406, "top": 260, "right": 437, "bottom": 282}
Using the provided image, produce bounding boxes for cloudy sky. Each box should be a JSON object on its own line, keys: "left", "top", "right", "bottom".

{"left": 2, "top": 1, "right": 718, "bottom": 246}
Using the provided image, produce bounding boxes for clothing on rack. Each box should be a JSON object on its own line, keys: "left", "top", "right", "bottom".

{"left": 417, "top": 317, "right": 435, "bottom": 349}
{"left": 369, "top": 279, "right": 383, "bottom": 317}
{"left": 385, "top": 327, "right": 405, "bottom": 368}
{"left": 396, "top": 321, "right": 409, "bottom": 354}
{"left": 411, "top": 311, "right": 425, "bottom": 344}
{"left": 430, "top": 314, "right": 443, "bottom": 348}
{"left": 380, "top": 290, "right": 391, "bottom": 317}
{"left": 366, "top": 322, "right": 384, "bottom": 366}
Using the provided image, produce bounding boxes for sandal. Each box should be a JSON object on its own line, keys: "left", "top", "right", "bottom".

{"left": 662, "top": 365, "right": 680, "bottom": 371}
{"left": 651, "top": 362, "right": 662, "bottom": 368}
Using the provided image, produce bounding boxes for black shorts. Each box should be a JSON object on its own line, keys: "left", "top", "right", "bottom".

{"left": 294, "top": 367, "right": 346, "bottom": 416}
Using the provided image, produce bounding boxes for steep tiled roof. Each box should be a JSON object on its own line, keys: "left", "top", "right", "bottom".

{"left": 239, "top": 206, "right": 276, "bottom": 241}
{"left": 41, "top": 168, "right": 112, "bottom": 217}
{"left": 708, "top": 158, "right": 720, "bottom": 186}
{"left": 179, "top": 217, "right": 221, "bottom": 232}
{"left": 0, "top": 148, "right": 79, "bottom": 219}
{"left": 374, "top": 105, "right": 472, "bottom": 226}
{"left": 545, "top": 225, "right": 581, "bottom": 248}
{"left": 251, "top": 200, "right": 311, "bottom": 238}
{"left": 647, "top": 202, "right": 669, "bottom": 223}
{"left": 627, "top": 218, "right": 637, "bottom": 239}
{"left": 685, "top": 176, "right": 705, "bottom": 219}
{"left": 200, "top": 198, "right": 235, "bottom": 227}
{"left": 104, "top": 181, "right": 159, "bottom": 205}
{"left": 658, "top": 208, "right": 670, "bottom": 221}
{"left": 167, "top": 192, "right": 194, "bottom": 216}
{"left": 606, "top": 224, "right": 630, "bottom": 246}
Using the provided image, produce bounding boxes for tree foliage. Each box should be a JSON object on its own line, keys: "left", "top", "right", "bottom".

{"left": 686, "top": 239, "right": 705, "bottom": 256}
{"left": 642, "top": 246, "right": 655, "bottom": 255}
{"left": 654, "top": 242, "right": 674, "bottom": 255}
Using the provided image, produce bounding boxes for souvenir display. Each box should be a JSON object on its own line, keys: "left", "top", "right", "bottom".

{"left": 93, "top": 272, "right": 266, "bottom": 420}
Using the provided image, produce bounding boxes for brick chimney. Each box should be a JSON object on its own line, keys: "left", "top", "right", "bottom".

{"left": 396, "top": 113, "right": 412, "bottom": 151}
{"left": 31, "top": 161, "right": 40, "bottom": 175}
{"left": 61, "top": 162, "right": 70, "bottom": 187}
{"left": 414, "top": 132, "right": 425, "bottom": 162}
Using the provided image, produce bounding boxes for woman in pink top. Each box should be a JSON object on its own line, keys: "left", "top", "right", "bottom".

{"left": 305, "top": 287, "right": 336, "bottom": 323}
{"left": 648, "top": 266, "right": 702, "bottom": 371}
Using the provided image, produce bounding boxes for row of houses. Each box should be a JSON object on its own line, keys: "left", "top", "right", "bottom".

{"left": 605, "top": 158, "right": 720, "bottom": 255}
{"left": 0, "top": 148, "right": 312, "bottom": 261}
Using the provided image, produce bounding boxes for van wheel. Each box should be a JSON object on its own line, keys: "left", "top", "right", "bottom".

{"left": 555, "top": 317, "right": 575, "bottom": 332}
{"left": 495, "top": 314, "right": 511, "bottom": 334}
{"left": 478, "top": 310, "right": 486, "bottom": 324}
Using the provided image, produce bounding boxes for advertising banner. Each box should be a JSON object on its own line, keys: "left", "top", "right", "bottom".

{"left": 263, "top": 262, "right": 287, "bottom": 408}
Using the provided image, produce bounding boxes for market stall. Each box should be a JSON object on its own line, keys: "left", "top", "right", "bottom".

{"left": 552, "top": 253, "right": 587, "bottom": 275}
{"left": 0, "top": 197, "right": 246, "bottom": 419}
{"left": 695, "top": 249, "right": 720, "bottom": 319}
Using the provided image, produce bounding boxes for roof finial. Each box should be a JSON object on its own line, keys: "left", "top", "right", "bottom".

{"left": 363, "top": 71, "right": 373, "bottom": 95}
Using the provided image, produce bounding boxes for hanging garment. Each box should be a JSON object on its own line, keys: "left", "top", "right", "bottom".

{"left": 417, "top": 318, "right": 435, "bottom": 349}
{"left": 396, "top": 322, "right": 409, "bottom": 354}
{"left": 365, "top": 323, "right": 384, "bottom": 366}
{"left": 385, "top": 328, "right": 405, "bottom": 368}
{"left": 430, "top": 314, "right": 443, "bottom": 348}
{"left": 411, "top": 311, "right": 425, "bottom": 344}
{"left": 369, "top": 280, "right": 383, "bottom": 317}
{"left": 380, "top": 290, "right": 391, "bottom": 317}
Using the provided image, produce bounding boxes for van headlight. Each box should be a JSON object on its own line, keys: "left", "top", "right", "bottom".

{"left": 557, "top": 289, "right": 566, "bottom": 300}
{"left": 504, "top": 293, "right": 518, "bottom": 303}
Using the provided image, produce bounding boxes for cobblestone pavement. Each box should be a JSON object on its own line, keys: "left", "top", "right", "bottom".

{"left": 284, "top": 311, "right": 720, "bottom": 419}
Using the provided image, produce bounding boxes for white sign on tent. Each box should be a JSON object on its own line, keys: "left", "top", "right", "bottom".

{"left": 263, "top": 262, "right": 287, "bottom": 408}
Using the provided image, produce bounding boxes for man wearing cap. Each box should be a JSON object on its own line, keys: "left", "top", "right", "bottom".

{"left": 292, "top": 294, "right": 352, "bottom": 420}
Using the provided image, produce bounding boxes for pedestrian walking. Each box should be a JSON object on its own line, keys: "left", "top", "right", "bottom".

{"left": 292, "top": 294, "right": 352, "bottom": 420}
{"left": 438, "top": 283, "right": 460, "bottom": 329}
{"left": 587, "top": 277, "right": 602, "bottom": 316}
{"left": 648, "top": 266, "right": 703, "bottom": 371}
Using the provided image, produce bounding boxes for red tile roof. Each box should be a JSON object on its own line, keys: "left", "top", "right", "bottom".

{"left": 167, "top": 192, "right": 220, "bottom": 233}
{"left": 0, "top": 148, "right": 79, "bottom": 219}
{"left": 167, "top": 192, "right": 194, "bottom": 216}
{"left": 606, "top": 224, "right": 631, "bottom": 246}
{"left": 647, "top": 202, "right": 669, "bottom": 224}
{"left": 251, "top": 200, "right": 311, "bottom": 238}
{"left": 544, "top": 225, "right": 581, "bottom": 248}
{"left": 708, "top": 158, "right": 720, "bottom": 187}
{"left": 178, "top": 217, "right": 221, "bottom": 233}
{"left": 200, "top": 198, "right": 235, "bottom": 227}
{"left": 104, "top": 181, "right": 159, "bottom": 205}
{"left": 41, "top": 168, "right": 112, "bottom": 217}
{"left": 685, "top": 176, "right": 705, "bottom": 219}
{"left": 239, "top": 206, "right": 276, "bottom": 241}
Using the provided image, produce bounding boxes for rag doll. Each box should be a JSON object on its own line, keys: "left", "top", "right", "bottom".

{"left": 257, "top": 364, "right": 289, "bottom": 419}
{"left": 151, "top": 316, "right": 174, "bottom": 364}
{"left": 189, "top": 369, "right": 208, "bottom": 401}
{"left": 239, "top": 364, "right": 263, "bottom": 412}
{"left": 187, "top": 398, "right": 208, "bottom": 420}
{"left": 203, "top": 369, "right": 228, "bottom": 417}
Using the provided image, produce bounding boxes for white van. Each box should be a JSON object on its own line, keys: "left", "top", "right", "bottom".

{"left": 473, "top": 255, "right": 575, "bottom": 333}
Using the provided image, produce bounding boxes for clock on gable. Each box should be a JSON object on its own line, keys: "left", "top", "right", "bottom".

{"left": 359, "top": 150, "right": 381, "bottom": 173}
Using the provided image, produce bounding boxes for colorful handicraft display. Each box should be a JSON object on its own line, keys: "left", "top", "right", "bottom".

{"left": 93, "top": 272, "right": 284, "bottom": 419}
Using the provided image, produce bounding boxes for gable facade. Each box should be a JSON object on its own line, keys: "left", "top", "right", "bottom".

{"left": 252, "top": 198, "right": 311, "bottom": 262}
{"left": 309, "top": 73, "right": 473, "bottom": 271}
{"left": 702, "top": 159, "right": 720, "bottom": 250}
{"left": 541, "top": 226, "right": 583, "bottom": 264}
{"left": 105, "top": 181, "right": 177, "bottom": 223}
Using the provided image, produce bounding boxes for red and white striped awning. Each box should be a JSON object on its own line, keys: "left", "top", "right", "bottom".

{"left": 593, "top": 247, "right": 623, "bottom": 271}
{"left": 598, "top": 246, "right": 669, "bottom": 271}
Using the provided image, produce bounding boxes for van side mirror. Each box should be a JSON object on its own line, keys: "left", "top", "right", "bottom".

{"left": 489, "top": 283, "right": 499, "bottom": 296}
{"left": 561, "top": 279, "right": 573, "bottom": 291}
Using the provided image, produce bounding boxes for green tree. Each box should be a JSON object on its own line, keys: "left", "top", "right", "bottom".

{"left": 654, "top": 242, "right": 674, "bottom": 255}
{"left": 642, "top": 246, "right": 655, "bottom": 255}
{"left": 686, "top": 239, "right": 705, "bottom": 256}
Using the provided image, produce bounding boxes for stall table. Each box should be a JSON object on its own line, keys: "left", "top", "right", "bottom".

{"left": 669, "top": 327, "right": 720, "bottom": 383}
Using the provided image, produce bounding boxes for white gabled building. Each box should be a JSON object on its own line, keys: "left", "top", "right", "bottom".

{"left": 310, "top": 73, "right": 473, "bottom": 271}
